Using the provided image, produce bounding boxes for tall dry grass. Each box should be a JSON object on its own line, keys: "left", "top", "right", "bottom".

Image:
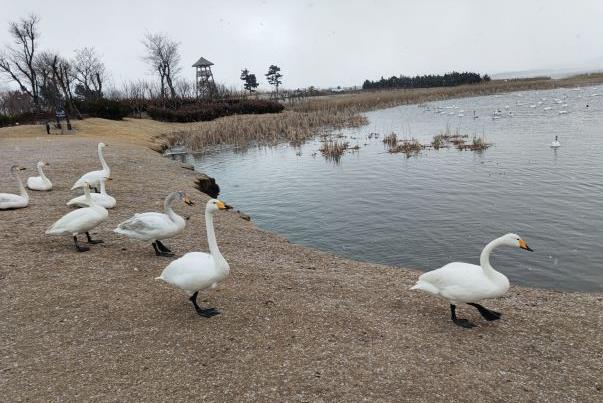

{"left": 163, "top": 73, "right": 603, "bottom": 152}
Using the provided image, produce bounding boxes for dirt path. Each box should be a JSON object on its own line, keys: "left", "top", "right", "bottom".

{"left": 0, "top": 131, "right": 601, "bottom": 402}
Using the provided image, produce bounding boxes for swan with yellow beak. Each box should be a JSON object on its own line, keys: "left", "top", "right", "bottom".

{"left": 156, "top": 198, "right": 232, "bottom": 317}
{"left": 411, "top": 233, "right": 533, "bottom": 328}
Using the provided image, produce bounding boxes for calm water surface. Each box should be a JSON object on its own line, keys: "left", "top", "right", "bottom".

{"left": 187, "top": 86, "right": 603, "bottom": 292}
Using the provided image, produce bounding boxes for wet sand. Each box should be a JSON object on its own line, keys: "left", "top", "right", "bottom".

{"left": 1, "top": 129, "right": 601, "bottom": 402}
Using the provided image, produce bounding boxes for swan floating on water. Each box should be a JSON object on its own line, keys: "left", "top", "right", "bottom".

{"left": 114, "top": 191, "right": 193, "bottom": 256}
{"left": 27, "top": 161, "right": 52, "bottom": 191}
{"left": 46, "top": 183, "right": 108, "bottom": 252}
{"left": 0, "top": 166, "right": 29, "bottom": 210}
{"left": 551, "top": 136, "right": 561, "bottom": 148}
{"left": 410, "top": 233, "right": 533, "bottom": 328}
{"left": 71, "top": 143, "right": 110, "bottom": 192}
{"left": 67, "top": 177, "right": 116, "bottom": 209}
{"left": 156, "top": 199, "right": 232, "bottom": 317}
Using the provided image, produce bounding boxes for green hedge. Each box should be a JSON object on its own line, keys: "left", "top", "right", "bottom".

{"left": 147, "top": 99, "right": 284, "bottom": 123}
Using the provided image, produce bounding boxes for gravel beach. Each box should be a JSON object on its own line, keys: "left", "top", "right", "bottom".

{"left": 1, "top": 125, "right": 602, "bottom": 402}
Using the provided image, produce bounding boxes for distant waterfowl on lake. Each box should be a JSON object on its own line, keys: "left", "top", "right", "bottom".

{"left": 46, "top": 183, "right": 108, "bottom": 252}
{"left": 156, "top": 198, "right": 232, "bottom": 318}
{"left": 410, "top": 233, "right": 533, "bottom": 328}
{"left": 551, "top": 136, "right": 561, "bottom": 148}
{"left": 114, "top": 191, "right": 193, "bottom": 256}
{"left": 27, "top": 161, "right": 52, "bottom": 191}
{"left": 71, "top": 143, "right": 110, "bottom": 192}
{"left": 67, "top": 177, "right": 116, "bottom": 209}
{"left": 0, "top": 166, "right": 29, "bottom": 210}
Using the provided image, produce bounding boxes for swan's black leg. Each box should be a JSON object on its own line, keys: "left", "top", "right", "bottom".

{"left": 468, "top": 303, "right": 502, "bottom": 321}
{"left": 85, "top": 232, "right": 104, "bottom": 244}
{"left": 189, "top": 291, "right": 220, "bottom": 318}
{"left": 92, "top": 186, "right": 99, "bottom": 193}
{"left": 73, "top": 235, "right": 90, "bottom": 252}
{"left": 451, "top": 304, "right": 475, "bottom": 328}
{"left": 152, "top": 241, "right": 174, "bottom": 257}
{"left": 155, "top": 240, "right": 173, "bottom": 253}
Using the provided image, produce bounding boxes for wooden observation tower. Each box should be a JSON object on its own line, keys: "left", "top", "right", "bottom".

{"left": 193, "top": 57, "right": 216, "bottom": 98}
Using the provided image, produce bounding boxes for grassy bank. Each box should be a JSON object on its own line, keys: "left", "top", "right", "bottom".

{"left": 162, "top": 73, "right": 603, "bottom": 152}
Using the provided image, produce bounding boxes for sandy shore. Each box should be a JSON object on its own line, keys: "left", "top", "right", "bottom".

{"left": 1, "top": 128, "right": 602, "bottom": 402}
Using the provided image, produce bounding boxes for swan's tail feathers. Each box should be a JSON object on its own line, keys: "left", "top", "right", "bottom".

{"left": 410, "top": 281, "right": 440, "bottom": 295}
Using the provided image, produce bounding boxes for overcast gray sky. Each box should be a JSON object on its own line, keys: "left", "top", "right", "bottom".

{"left": 2, "top": 0, "right": 603, "bottom": 91}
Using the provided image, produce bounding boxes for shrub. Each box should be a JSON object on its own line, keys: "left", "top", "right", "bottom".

{"left": 74, "top": 98, "right": 130, "bottom": 120}
{"left": 0, "top": 111, "right": 50, "bottom": 127}
{"left": 147, "top": 99, "right": 284, "bottom": 123}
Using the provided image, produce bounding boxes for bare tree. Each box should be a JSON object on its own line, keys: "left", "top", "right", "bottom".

{"left": 142, "top": 33, "right": 181, "bottom": 99}
{"left": 0, "top": 14, "right": 41, "bottom": 108}
{"left": 71, "top": 47, "right": 106, "bottom": 100}
{"left": 174, "top": 78, "right": 194, "bottom": 98}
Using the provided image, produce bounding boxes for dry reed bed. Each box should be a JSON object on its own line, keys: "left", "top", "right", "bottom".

{"left": 164, "top": 74, "right": 603, "bottom": 152}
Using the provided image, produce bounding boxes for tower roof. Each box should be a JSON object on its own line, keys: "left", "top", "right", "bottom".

{"left": 192, "top": 57, "right": 214, "bottom": 67}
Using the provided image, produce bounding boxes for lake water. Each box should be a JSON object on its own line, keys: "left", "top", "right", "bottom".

{"left": 186, "top": 86, "right": 603, "bottom": 292}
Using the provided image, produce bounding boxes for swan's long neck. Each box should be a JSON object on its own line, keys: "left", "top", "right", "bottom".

{"left": 164, "top": 194, "right": 179, "bottom": 222}
{"left": 13, "top": 169, "right": 28, "bottom": 199}
{"left": 83, "top": 185, "right": 92, "bottom": 205}
{"left": 99, "top": 179, "right": 107, "bottom": 195}
{"left": 205, "top": 210, "right": 228, "bottom": 272}
{"left": 98, "top": 145, "right": 110, "bottom": 174}
{"left": 37, "top": 163, "right": 48, "bottom": 182}
{"left": 479, "top": 237, "right": 504, "bottom": 279}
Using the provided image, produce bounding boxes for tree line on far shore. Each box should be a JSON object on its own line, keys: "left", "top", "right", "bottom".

{"left": 362, "top": 72, "right": 490, "bottom": 90}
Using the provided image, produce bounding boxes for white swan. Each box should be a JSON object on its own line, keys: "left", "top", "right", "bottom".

{"left": 27, "top": 161, "right": 52, "bottom": 191}
{"left": 156, "top": 199, "right": 232, "bottom": 317}
{"left": 71, "top": 143, "right": 110, "bottom": 191}
{"left": 410, "top": 233, "right": 533, "bottom": 328}
{"left": 551, "top": 136, "right": 561, "bottom": 148}
{"left": 67, "top": 177, "right": 116, "bottom": 209}
{"left": 46, "top": 183, "right": 108, "bottom": 252}
{"left": 114, "top": 191, "right": 193, "bottom": 256}
{"left": 0, "top": 166, "right": 29, "bottom": 210}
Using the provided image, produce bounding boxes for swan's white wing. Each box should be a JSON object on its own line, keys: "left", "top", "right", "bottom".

{"left": 114, "top": 212, "right": 173, "bottom": 240}
{"left": 157, "top": 252, "right": 218, "bottom": 294}
{"left": 46, "top": 207, "right": 107, "bottom": 235}
{"left": 71, "top": 170, "right": 105, "bottom": 189}
{"left": 415, "top": 262, "right": 496, "bottom": 303}
{"left": 27, "top": 176, "right": 51, "bottom": 190}
{"left": 0, "top": 193, "right": 24, "bottom": 204}
{"left": 67, "top": 193, "right": 116, "bottom": 208}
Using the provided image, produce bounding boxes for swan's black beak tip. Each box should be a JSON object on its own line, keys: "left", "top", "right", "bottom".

{"left": 224, "top": 203, "right": 233, "bottom": 210}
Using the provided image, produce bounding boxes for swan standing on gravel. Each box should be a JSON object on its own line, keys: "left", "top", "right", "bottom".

{"left": 71, "top": 143, "right": 110, "bottom": 192}
{"left": 410, "top": 233, "right": 533, "bottom": 328}
{"left": 67, "top": 177, "right": 116, "bottom": 209}
{"left": 46, "top": 183, "right": 108, "bottom": 252}
{"left": 27, "top": 161, "right": 52, "bottom": 191}
{"left": 114, "top": 191, "right": 193, "bottom": 256}
{"left": 156, "top": 199, "right": 232, "bottom": 318}
{"left": 551, "top": 136, "right": 561, "bottom": 148}
{"left": 0, "top": 166, "right": 29, "bottom": 210}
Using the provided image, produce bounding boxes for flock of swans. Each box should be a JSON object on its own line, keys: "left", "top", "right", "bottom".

{"left": 1, "top": 142, "right": 535, "bottom": 326}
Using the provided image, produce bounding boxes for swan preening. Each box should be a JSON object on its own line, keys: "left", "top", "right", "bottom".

{"left": 156, "top": 199, "right": 232, "bottom": 317}
{"left": 411, "top": 233, "right": 533, "bottom": 328}
{"left": 67, "top": 177, "right": 116, "bottom": 209}
{"left": 114, "top": 191, "right": 194, "bottom": 256}
{"left": 0, "top": 166, "right": 29, "bottom": 210}
{"left": 27, "top": 161, "right": 52, "bottom": 191}
{"left": 551, "top": 136, "right": 561, "bottom": 148}
{"left": 46, "top": 183, "right": 109, "bottom": 251}
{"left": 72, "top": 143, "right": 110, "bottom": 192}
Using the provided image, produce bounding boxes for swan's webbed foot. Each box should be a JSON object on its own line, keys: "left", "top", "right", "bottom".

{"left": 85, "top": 232, "right": 104, "bottom": 244}
{"left": 73, "top": 236, "right": 90, "bottom": 252}
{"left": 450, "top": 304, "right": 475, "bottom": 328}
{"left": 152, "top": 242, "right": 175, "bottom": 257}
{"left": 155, "top": 240, "right": 173, "bottom": 253}
{"left": 468, "top": 303, "right": 502, "bottom": 321}
{"left": 189, "top": 292, "right": 220, "bottom": 318}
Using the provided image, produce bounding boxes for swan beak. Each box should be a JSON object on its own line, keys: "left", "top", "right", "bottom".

{"left": 106, "top": 177, "right": 113, "bottom": 181}
{"left": 216, "top": 200, "right": 232, "bottom": 210}
{"left": 18, "top": 167, "right": 27, "bottom": 171}
{"left": 519, "top": 239, "right": 534, "bottom": 252}
{"left": 184, "top": 198, "right": 194, "bottom": 206}
{"left": 43, "top": 161, "right": 49, "bottom": 166}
